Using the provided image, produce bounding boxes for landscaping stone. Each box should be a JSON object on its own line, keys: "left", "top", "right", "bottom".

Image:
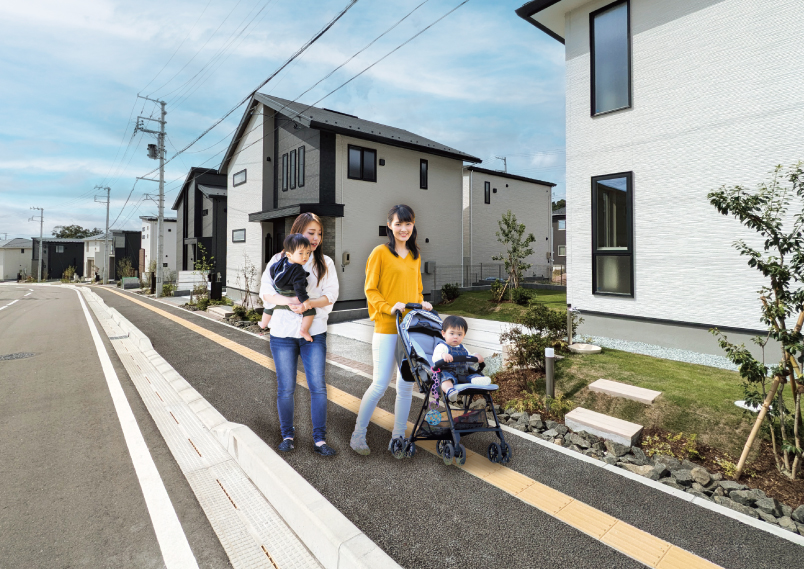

{"left": 652, "top": 463, "right": 669, "bottom": 479}
{"left": 512, "top": 424, "right": 528, "bottom": 432}
{"left": 717, "top": 481, "right": 746, "bottom": 493}
{"left": 470, "top": 399, "right": 486, "bottom": 410}
{"left": 792, "top": 505, "right": 804, "bottom": 523}
{"left": 653, "top": 455, "right": 681, "bottom": 470}
{"left": 686, "top": 489, "right": 710, "bottom": 501}
{"left": 621, "top": 464, "right": 659, "bottom": 480}
{"left": 555, "top": 425, "right": 569, "bottom": 436}
{"left": 680, "top": 459, "right": 698, "bottom": 470}
{"left": 528, "top": 415, "right": 544, "bottom": 430}
{"left": 592, "top": 442, "right": 605, "bottom": 452}
{"left": 781, "top": 504, "right": 793, "bottom": 518}
{"left": 730, "top": 490, "right": 758, "bottom": 507}
{"left": 567, "top": 433, "right": 591, "bottom": 449}
{"left": 711, "top": 472, "right": 723, "bottom": 481}
{"left": 545, "top": 420, "right": 558, "bottom": 430}
{"left": 603, "top": 455, "right": 618, "bottom": 465}
{"left": 757, "top": 511, "right": 778, "bottom": 525}
{"left": 690, "top": 467, "right": 711, "bottom": 486}
{"left": 631, "top": 447, "right": 648, "bottom": 464}
{"left": 750, "top": 488, "right": 767, "bottom": 500}
{"left": 671, "top": 470, "right": 694, "bottom": 487}
{"left": 569, "top": 444, "right": 583, "bottom": 453}
{"left": 659, "top": 478, "right": 685, "bottom": 491}
{"left": 797, "top": 522, "right": 804, "bottom": 536}
{"left": 554, "top": 437, "right": 564, "bottom": 446}
{"left": 511, "top": 412, "right": 526, "bottom": 421}
{"left": 691, "top": 482, "right": 712, "bottom": 496}
{"left": 604, "top": 440, "right": 630, "bottom": 457}
{"left": 755, "top": 497, "right": 783, "bottom": 517}
{"left": 713, "top": 487, "right": 725, "bottom": 497}
{"left": 713, "top": 496, "right": 759, "bottom": 519}
{"left": 778, "top": 516, "right": 798, "bottom": 532}
{"left": 542, "top": 429, "right": 559, "bottom": 439}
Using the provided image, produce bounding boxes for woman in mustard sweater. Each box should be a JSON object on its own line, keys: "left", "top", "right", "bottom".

{"left": 350, "top": 204, "right": 432, "bottom": 455}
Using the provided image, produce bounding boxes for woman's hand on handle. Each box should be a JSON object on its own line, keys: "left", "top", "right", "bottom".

{"left": 421, "top": 301, "right": 432, "bottom": 311}
{"left": 391, "top": 302, "right": 407, "bottom": 315}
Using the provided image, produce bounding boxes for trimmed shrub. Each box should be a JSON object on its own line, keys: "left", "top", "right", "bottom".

{"left": 440, "top": 283, "right": 460, "bottom": 303}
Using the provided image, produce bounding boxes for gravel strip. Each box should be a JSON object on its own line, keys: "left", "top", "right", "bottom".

{"left": 583, "top": 335, "right": 738, "bottom": 371}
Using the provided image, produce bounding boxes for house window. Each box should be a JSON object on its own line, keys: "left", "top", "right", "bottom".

{"left": 168, "top": 228, "right": 171, "bottom": 232}
{"left": 484, "top": 181, "right": 491, "bottom": 204}
{"left": 233, "top": 169, "right": 247, "bottom": 186}
{"left": 232, "top": 229, "right": 246, "bottom": 243}
{"left": 290, "top": 149, "right": 297, "bottom": 189}
{"left": 347, "top": 145, "right": 377, "bottom": 182}
{"left": 420, "top": 159, "right": 428, "bottom": 189}
{"left": 282, "top": 153, "right": 288, "bottom": 191}
{"left": 592, "top": 172, "right": 633, "bottom": 296}
{"left": 298, "top": 145, "right": 305, "bottom": 187}
{"left": 558, "top": 219, "right": 566, "bottom": 230}
{"left": 21, "top": 248, "right": 25, "bottom": 254}
{"left": 590, "top": 0, "right": 631, "bottom": 116}
{"left": 163, "top": 263, "right": 168, "bottom": 267}
{"left": 56, "top": 245, "right": 64, "bottom": 253}
{"left": 202, "top": 209, "right": 209, "bottom": 216}
{"left": 558, "top": 245, "right": 566, "bottom": 256}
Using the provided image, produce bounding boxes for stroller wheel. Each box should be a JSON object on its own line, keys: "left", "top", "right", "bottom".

{"left": 487, "top": 442, "right": 502, "bottom": 463}
{"left": 454, "top": 443, "right": 467, "bottom": 466}
{"left": 442, "top": 442, "right": 455, "bottom": 465}
{"left": 405, "top": 441, "right": 416, "bottom": 458}
{"left": 390, "top": 437, "right": 406, "bottom": 460}
{"left": 500, "top": 442, "right": 512, "bottom": 464}
{"left": 436, "top": 440, "right": 446, "bottom": 457}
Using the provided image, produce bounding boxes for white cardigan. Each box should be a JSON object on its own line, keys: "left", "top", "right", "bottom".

{"left": 259, "top": 253, "right": 339, "bottom": 338}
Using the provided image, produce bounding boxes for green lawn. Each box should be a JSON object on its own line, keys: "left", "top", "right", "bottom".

{"left": 437, "top": 289, "right": 567, "bottom": 323}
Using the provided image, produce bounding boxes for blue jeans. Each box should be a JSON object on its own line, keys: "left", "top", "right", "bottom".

{"left": 269, "top": 333, "right": 328, "bottom": 443}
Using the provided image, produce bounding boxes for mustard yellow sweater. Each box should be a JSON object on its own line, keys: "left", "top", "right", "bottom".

{"left": 364, "top": 244, "right": 424, "bottom": 334}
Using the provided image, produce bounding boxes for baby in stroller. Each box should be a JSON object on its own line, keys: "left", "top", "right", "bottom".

{"left": 432, "top": 315, "right": 492, "bottom": 401}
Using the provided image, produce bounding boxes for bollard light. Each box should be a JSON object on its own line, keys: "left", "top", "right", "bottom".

{"left": 545, "top": 347, "right": 555, "bottom": 398}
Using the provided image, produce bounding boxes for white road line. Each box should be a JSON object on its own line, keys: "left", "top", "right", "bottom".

{"left": 24, "top": 292, "right": 31, "bottom": 297}
{"left": 74, "top": 289, "right": 199, "bottom": 569}
{"left": 0, "top": 299, "right": 20, "bottom": 311}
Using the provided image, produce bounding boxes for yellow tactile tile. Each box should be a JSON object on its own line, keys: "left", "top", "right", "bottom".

{"left": 554, "top": 500, "right": 618, "bottom": 539}
{"left": 602, "top": 521, "right": 669, "bottom": 567}
{"left": 107, "top": 288, "right": 723, "bottom": 569}
{"left": 516, "top": 482, "right": 574, "bottom": 514}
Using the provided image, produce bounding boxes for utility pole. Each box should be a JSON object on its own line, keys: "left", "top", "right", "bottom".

{"left": 495, "top": 156, "right": 507, "bottom": 173}
{"left": 135, "top": 96, "right": 166, "bottom": 297}
{"left": 29, "top": 207, "right": 43, "bottom": 281}
{"left": 0, "top": 233, "right": 7, "bottom": 240}
{"left": 95, "top": 186, "right": 111, "bottom": 284}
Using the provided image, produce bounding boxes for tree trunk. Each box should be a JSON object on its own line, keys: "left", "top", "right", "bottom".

{"left": 736, "top": 375, "right": 783, "bottom": 479}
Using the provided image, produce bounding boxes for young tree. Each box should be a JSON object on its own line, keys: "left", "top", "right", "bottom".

{"left": 52, "top": 225, "right": 103, "bottom": 239}
{"left": 708, "top": 162, "right": 804, "bottom": 480}
{"left": 552, "top": 199, "right": 566, "bottom": 211}
{"left": 492, "top": 210, "right": 536, "bottom": 289}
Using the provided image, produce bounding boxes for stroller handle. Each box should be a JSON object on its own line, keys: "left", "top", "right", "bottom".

{"left": 395, "top": 302, "right": 424, "bottom": 325}
{"left": 433, "top": 355, "right": 479, "bottom": 369}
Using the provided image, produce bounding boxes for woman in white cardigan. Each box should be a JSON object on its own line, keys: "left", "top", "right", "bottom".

{"left": 259, "top": 213, "right": 339, "bottom": 456}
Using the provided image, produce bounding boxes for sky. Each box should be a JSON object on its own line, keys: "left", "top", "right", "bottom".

{"left": 0, "top": 0, "right": 565, "bottom": 239}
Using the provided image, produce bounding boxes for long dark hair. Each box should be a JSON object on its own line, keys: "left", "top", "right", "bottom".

{"left": 290, "top": 212, "right": 327, "bottom": 285}
{"left": 386, "top": 204, "right": 419, "bottom": 260}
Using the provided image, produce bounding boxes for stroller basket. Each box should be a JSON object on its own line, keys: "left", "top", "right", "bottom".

{"left": 420, "top": 408, "right": 488, "bottom": 437}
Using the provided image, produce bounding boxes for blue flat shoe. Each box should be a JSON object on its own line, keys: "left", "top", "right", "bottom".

{"left": 313, "top": 443, "right": 336, "bottom": 457}
{"left": 278, "top": 438, "right": 294, "bottom": 452}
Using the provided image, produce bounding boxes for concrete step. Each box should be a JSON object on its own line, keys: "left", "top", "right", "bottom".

{"left": 588, "top": 379, "right": 661, "bottom": 405}
{"left": 207, "top": 305, "right": 234, "bottom": 318}
{"left": 564, "top": 407, "right": 643, "bottom": 447}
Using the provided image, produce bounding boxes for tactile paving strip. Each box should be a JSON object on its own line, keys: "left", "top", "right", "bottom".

{"left": 82, "top": 289, "right": 321, "bottom": 569}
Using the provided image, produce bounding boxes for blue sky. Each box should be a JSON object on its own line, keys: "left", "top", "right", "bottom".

{"left": 0, "top": 0, "right": 565, "bottom": 239}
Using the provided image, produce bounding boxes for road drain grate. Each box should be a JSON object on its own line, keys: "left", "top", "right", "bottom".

{"left": 0, "top": 352, "right": 37, "bottom": 361}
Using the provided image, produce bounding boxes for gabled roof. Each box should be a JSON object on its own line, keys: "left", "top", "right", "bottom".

{"left": 0, "top": 238, "right": 32, "bottom": 248}
{"left": 515, "top": 0, "right": 588, "bottom": 43}
{"left": 220, "top": 93, "right": 482, "bottom": 171}
{"left": 32, "top": 238, "right": 85, "bottom": 243}
{"left": 198, "top": 184, "right": 227, "bottom": 198}
{"left": 139, "top": 216, "right": 178, "bottom": 222}
{"left": 171, "top": 167, "right": 225, "bottom": 210}
{"left": 463, "top": 165, "right": 556, "bottom": 187}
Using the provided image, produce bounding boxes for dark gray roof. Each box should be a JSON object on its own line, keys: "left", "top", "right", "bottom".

{"left": 221, "top": 94, "right": 482, "bottom": 170}
{"left": 515, "top": 0, "right": 566, "bottom": 43}
{"left": 464, "top": 166, "right": 556, "bottom": 187}
{"left": 198, "top": 184, "right": 227, "bottom": 198}
{"left": 0, "top": 238, "right": 32, "bottom": 248}
{"left": 552, "top": 206, "right": 566, "bottom": 216}
{"left": 33, "top": 238, "right": 85, "bottom": 243}
{"left": 139, "top": 216, "right": 178, "bottom": 222}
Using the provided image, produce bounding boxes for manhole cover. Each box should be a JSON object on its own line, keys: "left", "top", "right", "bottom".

{"left": 0, "top": 352, "right": 37, "bottom": 361}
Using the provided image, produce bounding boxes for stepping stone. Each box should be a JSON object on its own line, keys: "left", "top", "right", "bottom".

{"left": 564, "top": 407, "right": 643, "bottom": 447}
{"left": 588, "top": 379, "right": 661, "bottom": 405}
{"left": 207, "top": 305, "right": 234, "bottom": 318}
{"left": 568, "top": 343, "right": 602, "bottom": 354}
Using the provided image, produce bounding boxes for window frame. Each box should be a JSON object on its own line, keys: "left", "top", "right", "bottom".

{"left": 589, "top": 0, "right": 632, "bottom": 117}
{"left": 558, "top": 245, "right": 566, "bottom": 256}
{"left": 232, "top": 228, "right": 246, "bottom": 243}
{"left": 282, "top": 153, "right": 288, "bottom": 191}
{"left": 298, "top": 145, "right": 305, "bottom": 187}
{"left": 347, "top": 144, "right": 377, "bottom": 183}
{"left": 420, "top": 159, "right": 428, "bottom": 189}
{"left": 56, "top": 245, "right": 64, "bottom": 253}
{"left": 233, "top": 169, "right": 247, "bottom": 186}
{"left": 290, "top": 149, "right": 297, "bottom": 189}
{"left": 484, "top": 181, "right": 491, "bottom": 204}
{"left": 558, "top": 219, "right": 566, "bottom": 230}
{"left": 591, "top": 171, "right": 634, "bottom": 297}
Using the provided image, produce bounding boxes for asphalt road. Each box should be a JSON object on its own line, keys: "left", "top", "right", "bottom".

{"left": 94, "top": 287, "right": 801, "bottom": 569}
{"left": 0, "top": 284, "right": 232, "bottom": 569}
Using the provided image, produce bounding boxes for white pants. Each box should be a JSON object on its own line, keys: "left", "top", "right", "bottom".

{"left": 353, "top": 333, "right": 414, "bottom": 440}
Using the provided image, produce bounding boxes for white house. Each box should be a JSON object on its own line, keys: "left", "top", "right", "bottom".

{"left": 516, "top": 0, "right": 804, "bottom": 355}
{"left": 219, "top": 93, "right": 482, "bottom": 305}
{"left": 463, "top": 166, "right": 555, "bottom": 285}
{"left": 0, "top": 238, "right": 32, "bottom": 280}
{"left": 139, "top": 216, "right": 177, "bottom": 275}
{"left": 83, "top": 234, "right": 113, "bottom": 281}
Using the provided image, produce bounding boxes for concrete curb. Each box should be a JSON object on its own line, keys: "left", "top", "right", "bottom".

{"left": 93, "top": 290, "right": 402, "bottom": 569}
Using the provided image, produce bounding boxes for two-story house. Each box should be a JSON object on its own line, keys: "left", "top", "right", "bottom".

{"left": 552, "top": 206, "right": 566, "bottom": 268}
{"left": 220, "top": 93, "right": 481, "bottom": 305}
{"left": 0, "top": 238, "right": 33, "bottom": 281}
{"left": 139, "top": 215, "right": 177, "bottom": 275}
{"left": 172, "top": 167, "right": 228, "bottom": 281}
{"left": 516, "top": 0, "right": 804, "bottom": 355}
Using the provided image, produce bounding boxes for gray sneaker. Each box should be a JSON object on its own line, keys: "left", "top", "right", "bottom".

{"left": 350, "top": 431, "right": 370, "bottom": 455}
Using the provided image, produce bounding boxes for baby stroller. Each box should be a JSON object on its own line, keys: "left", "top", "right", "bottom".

{"left": 391, "top": 304, "right": 511, "bottom": 466}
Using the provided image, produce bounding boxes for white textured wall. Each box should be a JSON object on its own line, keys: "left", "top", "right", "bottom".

{"left": 0, "top": 248, "right": 30, "bottom": 280}
{"left": 225, "top": 104, "right": 266, "bottom": 293}
{"left": 463, "top": 170, "right": 553, "bottom": 278}
{"left": 141, "top": 219, "right": 177, "bottom": 274}
{"left": 335, "top": 134, "right": 464, "bottom": 301}
{"left": 564, "top": 0, "right": 804, "bottom": 330}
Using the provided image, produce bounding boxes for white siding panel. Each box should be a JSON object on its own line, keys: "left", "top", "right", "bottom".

{"left": 564, "top": 0, "right": 804, "bottom": 330}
